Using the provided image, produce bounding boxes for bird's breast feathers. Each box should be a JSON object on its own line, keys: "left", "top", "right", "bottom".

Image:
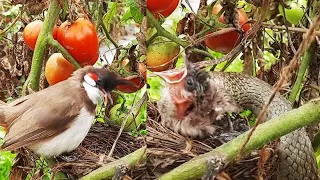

{"left": 28, "top": 107, "right": 95, "bottom": 157}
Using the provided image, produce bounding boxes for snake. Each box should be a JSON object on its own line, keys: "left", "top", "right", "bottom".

{"left": 209, "top": 72, "right": 318, "bottom": 179}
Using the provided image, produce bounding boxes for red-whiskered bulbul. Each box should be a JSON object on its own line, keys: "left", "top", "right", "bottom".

{"left": 0, "top": 66, "right": 134, "bottom": 157}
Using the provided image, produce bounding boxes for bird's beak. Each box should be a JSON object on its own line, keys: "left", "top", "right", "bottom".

{"left": 153, "top": 68, "right": 188, "bottom": 84}
{"left": 100, "top": 77, "right": 136, "bottom": 106}
{"left": 154, "top": 68, "right": 193, "bottom": 119}
{"left": 98, "top": 87, "right": 113, "bottom": 105}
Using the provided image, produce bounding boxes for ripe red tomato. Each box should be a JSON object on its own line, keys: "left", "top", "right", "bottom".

{"left": 116, "top": 59, "right": 146, "bottom": 93}
{"left": 81, "top": 51, "right": 100, "bottom": 67}
{"left": 45, "top": 53, "right": 76, "bottom": 85}
{"left": 57, "top": 18, "right": 99, "bottom": 66}
{"left": 204, "top": 4, "right": 251, "bottom": 54}
{"left": 147, "top": 0, "right": 176, "bottom": 13}
{"left": 154, "top": 0, "right": 180, "bottom": 18}
{"left": 23, "top": 20, "right": 58, "bottom": 50}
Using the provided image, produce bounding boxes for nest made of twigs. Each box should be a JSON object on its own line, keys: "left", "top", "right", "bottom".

{"left": 9, "top": 122, "right": 146, "bottom": 180}
{"left": 145, "top": 102, "right": 280, "bottom": 180}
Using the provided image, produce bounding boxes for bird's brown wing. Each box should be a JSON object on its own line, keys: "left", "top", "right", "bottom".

{"left": 1, "top": 82, "right": 87, "bottom": 151}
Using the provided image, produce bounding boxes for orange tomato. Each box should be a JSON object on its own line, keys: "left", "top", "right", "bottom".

{"left": 116, "top": 59, "right": 146, "bottom": 93}
{"left": 23, "top": 20, "right": 58, "bottom": 50}
{"left": 45, "top": 53, "right": 76, "bottom": 85}
{"left": 204, "top": 4, "right": 251, "bottom": 54}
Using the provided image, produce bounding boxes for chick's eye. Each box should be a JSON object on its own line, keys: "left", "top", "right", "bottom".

{"left": 185, "top": 76, "right": 195, "bottom": 91}
{"left": 187, "top": 78, "right": 193, "bottom": 86}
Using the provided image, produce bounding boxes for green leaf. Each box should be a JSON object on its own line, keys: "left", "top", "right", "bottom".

{"left": 126, "top": 0, "right": 144, "bottom": 24}
{"left": 103, "top": 2, "right": 118, "bottom": 31}
{"left": 0, "top": 150, "right": 16, "bottom": 180}
{"left": 121, "top": 10, "right": 132, "bottom": 22}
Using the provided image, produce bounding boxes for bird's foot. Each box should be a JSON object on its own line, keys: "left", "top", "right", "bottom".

{"left": 201, "top": 156, "right": 225, "bottom": 180}
{"left": 112, "top": 164, "right": 128, "bottom": 180}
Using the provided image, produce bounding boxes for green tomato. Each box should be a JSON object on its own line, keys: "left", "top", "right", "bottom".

{"left": 109, "top": 104, "right": 137, "bottom": 131}
{"left": 147, "top": 24, "right": 180, "bottom": 71}
{"left": 279, "top": 1, "right": 305, "bottom": 25}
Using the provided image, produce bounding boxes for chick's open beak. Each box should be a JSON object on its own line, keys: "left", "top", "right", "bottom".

{"left": 154, "top": 68, "right": 193, "bottom": 119}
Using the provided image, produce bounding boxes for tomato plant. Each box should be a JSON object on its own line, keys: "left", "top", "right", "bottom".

{"left": 117, "top": 59, "right": 146, "bottom": 93}
{"left": 23, "top": 20, "right": 58, "bottom": 50}
{"left": 57, "top": 18, "right": 99, "bottom": 66}
{"left": 279, "top": 0, "right": 306, "bottom": 25}
{"left": 154, "top": 0, "right": 180, "bottom": 18}
{"left": 45, "top": 53, "right": 76, "bottom": 85}
{"left": 204, "top": 4, "right": 251, "bottom": 54}
{"left": 146, "top": 25, "right": 180, "bottom": 72}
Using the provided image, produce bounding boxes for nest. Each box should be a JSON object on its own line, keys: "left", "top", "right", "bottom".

{"left": 10, "top": 123, "right": 145, "bottom": 179}
{"left": 10, "top": 102, "right": 279, "bottom": 180}
{"left": 145, "top": 102, "right": 280, "bottom": 180}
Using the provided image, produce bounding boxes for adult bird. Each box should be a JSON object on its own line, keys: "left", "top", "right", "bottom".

{"left": 155, "top": 61, "right": 318, "bottom": 179}
{"left": 0, "top": 66, "right": 134, "bottom": 157}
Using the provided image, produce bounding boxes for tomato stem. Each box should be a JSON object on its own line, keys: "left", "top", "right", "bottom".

{"left": 288, "top": 40, "right": 316, "bottom": 103}
{"left": 24, "top": 0, "right": 61, "bottom": 92}
{"left": 98, "top": 3, "right": 120, "bottom": 49}
{"left": 47, "top": 37, "right": 81, "bottom": 69}
{"left": 146, "top": 10, "right": 189, "bottom": 48}
{"left": 146, "top": 10, "right": 215, "bottom": 59}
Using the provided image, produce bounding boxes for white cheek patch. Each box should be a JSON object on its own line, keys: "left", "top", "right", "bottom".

{"left": 84, "top": 74, "right": 97, "bottom": 87}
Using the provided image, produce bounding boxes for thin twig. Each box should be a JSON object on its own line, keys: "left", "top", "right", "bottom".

{"left": 0, "top": 0, "right": 25, "bottom": 36}
{"left": 261, "top": 22, "right": 320, "bottom": 36}
{"left": 107, "top": 92, "right": 147, "bottom": 158}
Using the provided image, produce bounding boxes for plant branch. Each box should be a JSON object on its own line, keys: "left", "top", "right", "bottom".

{"left": 101, "top": 22, "right": 119, "bottom": 49}
{"left": 0, "top": 1, "right": 25, "bottom": 36}
{"left": 80, "top": 146, "right": 147, "bottom": 180}
{"left": 261, "top": 22, "right": 320, "bottom": 36}
{"left": 146, "top": 32, "right": 158, "bottom": 46}
{"left": 146, "top": 10, "right": 189, "bottom": 47}
{"left": 24, "top": 0, "right": 60, "bottom": 91}
{"left": 107, "top": 92, "right": 147, "bottom": 158}
{"left": 98, "top": 2, "right": 119, "bottom": 49}
{"left": 159, "top": 98, "right": 320, "bottom": 180}
{"left": 47, "top": 37, "right": 81, "bottom": 69}
{"left": 288, "top": 41, "right": 316, "bottom": 103}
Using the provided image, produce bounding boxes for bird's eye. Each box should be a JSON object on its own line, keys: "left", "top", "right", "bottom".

{"left": 96, "top": 79, "right": 102, "bottom": 85}
{"left": 185, "top": 76, "right": 195, "bottom": 91}
{"left": 187, "top": 78, "right": 193, "bottom": 86}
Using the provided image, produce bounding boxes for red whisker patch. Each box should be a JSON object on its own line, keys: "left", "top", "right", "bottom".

{"left": 87, "top": 72, "right": 98, "bottom": 82}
